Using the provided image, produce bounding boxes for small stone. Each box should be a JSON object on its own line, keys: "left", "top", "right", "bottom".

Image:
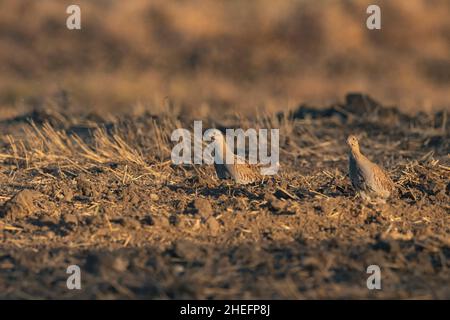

{"left": 141, "top": 215, "right": 154, "bottom": 226}
{"left": 76, "top": 175, "right": 94, "bottom": 197}
{"left": 119, "top": 216, "right": 141, "bottom": 229}
{"left": 173, "top": 264, "right": 185, "bottom": 275}
{"left": 63, "top": 213, "right": 78, "bottom": 226}
{"left": 130, "top": 194, "right": 140, "bottom": 205}
{"left": 150, "top": 193, "right": 159, "bottom": 201}
{"left": 206, "top": 216, "right": 220, "bottom": 236}
{"left": 40, "top": 215, "right": 58, "bottom": 227}
{"left": 45, "top": 230, "right": 56, "bottom": 239}
{"left": 84, "top": 253, "right": 129, "bottom": 277}
{"left": 0, "top": 255, "right": 15, "bottom": 270}
{"left": 112, "top": 256, "right": 129, "bottom": 272}
{"left": 152, "top": 215, "right": 169, "bottom": 227}
{"left": 62, "top": 188, "right": 74, "bottom": 202}
{"left": 193, "top": 198, "right": 213, "bottom": 218}
{"left": 173, "top": 240, "right": 203, "bottom": 261}
{"left": 265, "top": 193, "right": 287, "bottom": 212}
{"left": 169, "top": 214, "right": 178, "bottom": 226}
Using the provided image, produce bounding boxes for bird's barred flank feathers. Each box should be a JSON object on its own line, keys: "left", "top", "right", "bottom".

{"left": 347, "top": 135, "right": 395, "bottom": 201}
{"left": 211, "top": 130, "right": 276, "bottom": 184}
{"left": 232, "top": 162, "right": 262, "bottom": 184}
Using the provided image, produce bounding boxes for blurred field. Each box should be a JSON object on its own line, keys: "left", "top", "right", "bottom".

{"left": 0, "top": 0, "right": 449, "bottom": 300}
{"left": 0, "top": 0, "right": 449, "bottom": 118}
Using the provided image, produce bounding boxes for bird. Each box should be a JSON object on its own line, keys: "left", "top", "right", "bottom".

{"left": 347, "top": 135, "right": 395, "bottom": 201}
{"left": 209, "top": 130, "right": 277, "bottom": 184}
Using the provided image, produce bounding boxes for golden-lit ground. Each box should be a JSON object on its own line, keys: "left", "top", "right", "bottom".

{"left": 0, "top": 95, "right": 448, "bottom": 298}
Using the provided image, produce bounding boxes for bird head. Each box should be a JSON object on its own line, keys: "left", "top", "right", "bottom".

{"left": 209, "top": 129, "right": 225, "bottom": 143}
{"left": 347, "top": 135, "right": 360, "bottom": 151}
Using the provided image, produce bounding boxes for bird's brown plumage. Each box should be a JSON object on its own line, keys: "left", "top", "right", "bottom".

{"left": 211, "top": 130, "right": 269, "bottom": 184}
{"left": 347, "top": 135, "right": 395, "bottom": 201}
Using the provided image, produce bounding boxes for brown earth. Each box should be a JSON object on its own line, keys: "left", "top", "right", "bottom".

{"left": 0, "top": 93, "right": 448, "bottom": 299}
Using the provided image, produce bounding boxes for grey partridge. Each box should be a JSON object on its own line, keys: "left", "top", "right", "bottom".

{"left": 347, "top": 135, "right": 395, "bottom": 201}
{"left": 210, "top": 130, "right": 276, "bottom": 184}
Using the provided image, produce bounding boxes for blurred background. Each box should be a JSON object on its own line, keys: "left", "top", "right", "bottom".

{"left": 0, "top": 0, "right": 449, "bottom": 118}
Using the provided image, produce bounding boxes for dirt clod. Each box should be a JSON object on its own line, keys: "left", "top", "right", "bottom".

{"left": 206, "top": 216, "right": 220, "bottom": 236}
{"left": 172, "top": 240, "right": 204, "bottom": 261}
{"left": 192, "top": 198, "right": 214, "bottom": 218}
{"left": 150, "top": 194, "right": 159, "bottom": 201}
{"left": 1, "top": 190, "right": 42, "bottom": 220}
{"left": 62, "top": 213, "right": 78, "bottom": 226}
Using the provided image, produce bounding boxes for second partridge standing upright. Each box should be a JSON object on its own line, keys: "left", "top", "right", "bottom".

{"left": 347, "top": 135, "right": 395, "bottom": 201}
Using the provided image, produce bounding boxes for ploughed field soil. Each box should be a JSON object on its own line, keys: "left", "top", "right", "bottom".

{"left": 0, "top": 94, "right": 449, "bottom": 299}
